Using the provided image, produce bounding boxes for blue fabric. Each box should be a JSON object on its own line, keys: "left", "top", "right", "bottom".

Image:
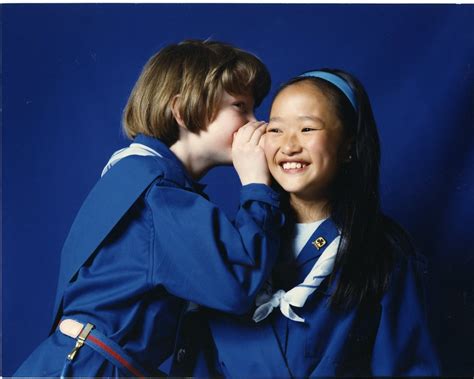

{"left": 191, "top": 219, "right": 440, "bottom": 377}
{"left": 14, "top": 135, "right": 284, "bottom": 377}
{"left": 52, "top": 152, "right": 167, "bottom": 327}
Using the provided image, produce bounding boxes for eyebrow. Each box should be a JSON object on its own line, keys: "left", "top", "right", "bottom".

{"left": 269, "top": 115, "right": 325, "bottom": 124}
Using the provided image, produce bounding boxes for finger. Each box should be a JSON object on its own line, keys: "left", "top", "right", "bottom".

{"left": 249, "top": 123, "right": 267, "bottom": 145}
{"left": 231, "top": 132, "right": 240, "bottom": 148}
{"left": 258, "top": 133, "right": 266, "bottom": 149}
{"left": 236, "top": 121, "right": 264, "bottom": 141}
{"left": 235, "top": 121, "right": 266, "bottom": 143}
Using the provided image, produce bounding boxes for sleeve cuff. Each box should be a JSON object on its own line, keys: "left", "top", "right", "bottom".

{"left": 239, "top": 183, "right": 281, "bottom": 207}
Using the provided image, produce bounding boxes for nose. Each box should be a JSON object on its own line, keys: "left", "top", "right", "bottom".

{"left": 281, "top": 132, "right": 302, "bottom": 155}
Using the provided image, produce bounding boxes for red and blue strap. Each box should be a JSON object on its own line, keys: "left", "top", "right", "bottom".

{"left": 83, "top": 328, "right": 164, "bottom": 377}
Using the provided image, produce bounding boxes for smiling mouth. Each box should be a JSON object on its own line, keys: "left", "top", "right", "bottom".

{"left": 279, "top": 161, "right": 309, "bottom": 172}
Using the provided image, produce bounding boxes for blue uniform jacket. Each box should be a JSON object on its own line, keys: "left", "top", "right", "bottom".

{"left": 189, "top": 218, "right": 440, "bottom": 377}
{"left": 14, "top": 134, "right": 284, "bottom": 377}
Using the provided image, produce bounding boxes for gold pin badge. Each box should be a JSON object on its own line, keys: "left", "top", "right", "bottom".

{"left": 312, "top": 237, "right": 326, "bottom": 250}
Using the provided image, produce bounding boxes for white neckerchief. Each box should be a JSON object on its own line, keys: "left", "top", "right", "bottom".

{"left": 101, "top": 143, "right": 163, "bottom": 177}
{"left": 253, "top": 234, "right": 341, "bottom": 323}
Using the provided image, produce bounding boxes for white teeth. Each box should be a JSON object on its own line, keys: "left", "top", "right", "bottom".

{"left": 282, "top": 162, "right": 305, "bottom": 170}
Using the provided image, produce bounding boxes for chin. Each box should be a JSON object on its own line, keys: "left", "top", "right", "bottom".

{"left": 278, "top": 183, "right": 305, "bottom": 195}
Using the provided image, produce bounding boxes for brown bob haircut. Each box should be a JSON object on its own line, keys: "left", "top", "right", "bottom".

{"left": 123, "top": 39, "right": 271, "bottom": 146}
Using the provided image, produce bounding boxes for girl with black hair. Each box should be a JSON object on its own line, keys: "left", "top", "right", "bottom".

{"left": 183, "top": 69, "right": 440, "bottom": 377}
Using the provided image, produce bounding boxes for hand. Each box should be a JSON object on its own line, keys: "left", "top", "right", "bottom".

{"left": 232, "top": 121, "right": 270, "bottom": 186}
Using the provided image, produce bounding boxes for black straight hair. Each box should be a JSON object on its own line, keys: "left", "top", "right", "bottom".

{"left": 274, "top": 69, "right": 414, "bottom": 308}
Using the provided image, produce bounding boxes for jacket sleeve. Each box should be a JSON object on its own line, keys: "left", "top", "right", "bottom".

{"left": 371, "top": 256, "right": 441, "bottom": 376}
{"left": 146, "top": 179, "right": 284, "bottom": 314}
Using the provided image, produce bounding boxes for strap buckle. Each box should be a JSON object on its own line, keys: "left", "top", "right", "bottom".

{"left": 67, "top": 322, "right": 94, "bottom": 361}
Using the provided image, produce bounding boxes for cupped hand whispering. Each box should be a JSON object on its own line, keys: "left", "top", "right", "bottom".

{"left": 232, "top": 121, "right": 271, "bottom": 186}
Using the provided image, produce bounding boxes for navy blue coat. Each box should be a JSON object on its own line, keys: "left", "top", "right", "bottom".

{"left": 184, "top": 218, "right": 440, "bottom": 377}
{"left": 14, "top": 134, "right": 284, "bottom": 377}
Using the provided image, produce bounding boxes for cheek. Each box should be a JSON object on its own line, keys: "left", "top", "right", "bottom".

{"left": 263, "top": 139, "right": 278, "bottom": 161}
{"left": 230, "top": 122, "right": 244, "bottom": 135}
{"left": 308, "top": 136, "right": 341, "bottom": 161}
{"left": 211, "top": 112, "right": 244, "bottom": 135}
{"left": 220, "top": 124, "right": 242, "bottom": 145}
{"left": 225, "top": 117, "right": 248, "bottom": 142}
{"left": 312, "top": 139, "right": 345, "bottom": 184}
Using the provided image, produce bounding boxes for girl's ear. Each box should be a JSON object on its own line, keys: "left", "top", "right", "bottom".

{"left": 170, "top": 95, "right": 186, "bottom": 128}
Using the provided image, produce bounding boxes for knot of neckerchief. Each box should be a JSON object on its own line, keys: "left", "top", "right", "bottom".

{"left": 253, "top": 235, "right": 341, "bottom": 323}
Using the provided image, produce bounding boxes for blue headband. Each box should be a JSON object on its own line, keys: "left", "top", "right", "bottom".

{"left": 298, "top": 71, "right": 358, "bottom": 111}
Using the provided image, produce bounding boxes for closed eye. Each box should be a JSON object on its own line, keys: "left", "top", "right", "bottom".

{"left": 233, "top": 102, "right": 247, "bottom": 112}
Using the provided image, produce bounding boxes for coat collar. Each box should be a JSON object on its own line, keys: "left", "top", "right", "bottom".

{"left": 134, "top": 134, "right": 207, "bottom": 195}
{"left": 274, "top": 218, "right": 340, "bottom": 290}
{"left": 295, "top": 218, "right": 340, "bottom": 268}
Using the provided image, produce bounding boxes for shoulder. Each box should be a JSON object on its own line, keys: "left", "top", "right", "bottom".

{"left": 379, "top": 215, "right": 416, "bottom": 257}
{"left": 379, "top": 214, "right": 427, "bottom": 269}
{"left": 379, "top": 215, "right": 428, "bottom": 294}
{"left": 114, "top": 155, "right": 190, "bottom": 188}
{"left": 106, "top": 154, "right": 167, "bottom": 178}
{"left": 381, "top": 215, "right": 428, "bottom": 292}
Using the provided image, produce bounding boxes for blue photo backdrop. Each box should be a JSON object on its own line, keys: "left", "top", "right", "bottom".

{"left": 3, "top": 4, "right": 473, "bottom": 375}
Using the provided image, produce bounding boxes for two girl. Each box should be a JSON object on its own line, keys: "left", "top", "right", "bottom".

{"left": 15, "top": 37, "right": 439, "bottom": 376}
